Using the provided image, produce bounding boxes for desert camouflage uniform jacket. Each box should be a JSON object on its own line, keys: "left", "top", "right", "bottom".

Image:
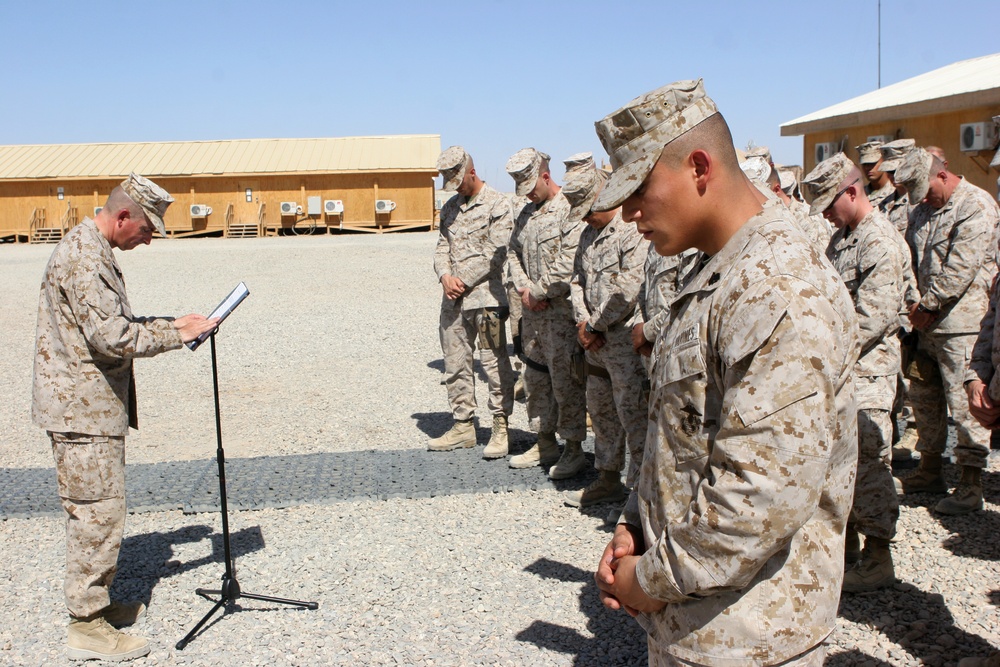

{"left": 867, "top": 181, "right": 895, "bottom": 209}
{"left": 624, "top": 205, "right": 859, "bottom": 666}
{"left": 787, "top": 196, "right": 832, "bottom": 255}
{"left": 638, "top": 247, "right": 701, "bottom": 344}
{"left": 905, "top": 178, "right": 1000, "bottom": 334}
{"left": 570, "top": 212, "right": 648, "bottom": 331}
{"left": 33, "top": 218, "right": 183, "bottom": 435}
{"left": 969, "top": 277, "right": 1000, "bottom": 402}
{"left": 880, "top": 189, "right": 912, "bottom": 234}
{"left": 826, "top": 210, "right": 914, "bottom": 408}
{"left": 507, "top": 191, "right": 581, "bottom": 313}
{"left": 434, "top": 183, "right": 514, "bottom": 311}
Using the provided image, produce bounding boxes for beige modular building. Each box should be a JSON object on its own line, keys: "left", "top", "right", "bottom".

{"left": 781, "top": 52, "right": 1000, "bottom": 196}
{"left": 0, "top": 134, "right": 441, "bottom": 243}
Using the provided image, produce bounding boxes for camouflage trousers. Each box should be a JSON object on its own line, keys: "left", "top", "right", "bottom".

{"left": 585, "top": 326, "right": 648, "bottom": 487}
{"left": 522, "top": 305, "right": 587, "bottom": 442}
{"left": 50, "top": 432, "right": 126, "bottom": 619}
{"left": 849, "top": 376, "right": 899, "bottom": 540}
{"left": 650, "top": 640, "right": 826, "bottom": 666}
{"left": 439, "top": 298, "right": 514, "bottom": 421}
{"left": 907, "top": 331, "right": 990, "bottom": 468}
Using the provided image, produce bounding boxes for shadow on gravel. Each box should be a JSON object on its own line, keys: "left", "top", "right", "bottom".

{"left": 517, "top": 557, "right": 647, "bottom": 666}
{"left": 989, "top": 589, "right": 1000, "bottom": 606}
{"left": 825, "top": 649, "right": 893, "bottom": 666}
{"left": 110, "top": 524, "right": 266, "bottom": 606}
{"left": 838, "top": 581, "right": 996, "bottom": 665}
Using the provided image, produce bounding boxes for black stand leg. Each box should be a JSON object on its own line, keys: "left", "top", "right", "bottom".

{"left": 176, "top": 333, "right": 317, "bottom": 651}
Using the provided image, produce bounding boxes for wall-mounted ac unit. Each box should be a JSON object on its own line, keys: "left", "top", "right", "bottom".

{"left": 866, "top": 135, "right": 892, "bottom": 145}
{"left": 324, "top": 199, "right": 344, "bottom": 214}
{"left": 814, "top": 142, "right": 838, "bottom": 163}
{"left": 959, "top": 122, "right": 999, "bottom": 152}
{"left": 375, "top": 199, "right": 396, "bottom": 214}
{"left": 280, "top": 201, "right": 300, "bottom": 216}
{"left": 190, "top": 204, "right": 212, "bottom": 217}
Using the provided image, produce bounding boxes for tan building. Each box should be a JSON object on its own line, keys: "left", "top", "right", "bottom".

{"left": 0, "top": 134, "right": 441, "bottom": 243}
{"left": 781, "top": 52, "right": 1000, "bottom": 196}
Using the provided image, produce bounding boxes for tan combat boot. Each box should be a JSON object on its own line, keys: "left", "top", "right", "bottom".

{"left": 67, "top": 616, "right": 150, "bottom": 662}
{"left": 895, "top": 452, "right": 946, "bottom": 494}
{"left": 482, "top": 415, "right": 509, "bottom": 459}
{"left": 103, "top": 601, "right": 146, "bottom": 628}
{"left": 892, "top": 427, "right": 918, "bottom": 462}
{"left": 564, "top": 470, "right": 626, "bottom": 508}
{"left": 509, "top": 432, "right": 560, "bottom": 469}
{"left": 844, "top": 525, "right": 861, "bottom": 568}
{"left": 513, "top": 375, "right": 526, "bottom": 401}
{"left": 428, "top": 419, "right": 476, "bottom": 451}
{"left": 548, "top": 439, "right": 586, "bottom": 479}
{"left": 842, "top": 536, "right": 894, "bottom": 592}
{"left": 935, "top": 466, "right": 984, "bottom": 515}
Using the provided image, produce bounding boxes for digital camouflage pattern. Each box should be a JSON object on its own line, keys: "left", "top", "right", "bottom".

{"left": 435, "top": 183, "right": 515, "bottom": 420}
{"left": 51, "top": 432, "right": 126, "bottom": 618}
{"left": 570, "top": 212, "right": 648, "bottom": 484}
{"left": 867, "top": 181, "right": 895, "bottom": 209}
{"left": 825, "top": 209, "right": 908, "bottom": 540}
{"left": 881, "top": 190, "right": 913, "bottom": 234}
{"left": 638, "top": 247, "right": 701, "bottom": 345}
{"left": 623, "top": 205, "right": 859, "bottom": 666}
{"left": 508, "top": 191, "right": 587, "bottom": 441}
{"left": 33, "top": 218, "right": 183, "bottom": 435}
{"left": 969, "top": 277, "right": 1000, "bottom": 402}
{"left": 787, "top": 196, "right": 833, "bottom": 256}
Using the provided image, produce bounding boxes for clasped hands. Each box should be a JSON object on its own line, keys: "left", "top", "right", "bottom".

{"left": 595, "top": 524, "right": 666, "bottom": 616}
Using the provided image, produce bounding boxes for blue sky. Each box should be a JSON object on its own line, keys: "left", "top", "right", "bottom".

{"left": 2, "top": 1, "right": 998, "bottom": 186}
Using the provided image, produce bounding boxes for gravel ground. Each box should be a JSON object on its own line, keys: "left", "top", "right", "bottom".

{"left": 1, "top": 233, "right": 999, "bottom": 666}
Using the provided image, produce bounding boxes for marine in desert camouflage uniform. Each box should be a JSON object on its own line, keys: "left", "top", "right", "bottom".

{"left": 33, "top": 174, "right": 217, "bottom": 661}
{"left": 505, "top": 148, "right": 587, "bottom": 474}
{"left": 803, "top": 152, "right": 912, "bottom": 592}
{"left": 593, "top": 80, "right": 859, "bottom": 667}
{"left": 428, "top": 146, "right": 515, "bottom": 458}
{"left": 894, "top": 147, "right": 1000, "bottom": 515}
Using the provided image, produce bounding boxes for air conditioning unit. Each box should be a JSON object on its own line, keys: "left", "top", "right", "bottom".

{"left": 375, "top": 199, "right": 396, "bottom": 214}
{"left": 190, "top": 204, "right": 212, "bottom": 217}
{"left": 959, "top": 122, "right": 999, "bottom": 152}
{"left": 866, "top": 135, "right": 892, "bottom": 145}
{"left": 280, "top": 201, "right": 299, "bottom": 216}
{"left": 324, "top": 199, "right": 344, "bottom": 214}
{"left": 814, "top": 142, "right": 838, "bottom": 163}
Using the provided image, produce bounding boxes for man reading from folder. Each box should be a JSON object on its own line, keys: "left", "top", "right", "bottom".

{"left": 32, "top": 173, "right": 218, "bottom": 662}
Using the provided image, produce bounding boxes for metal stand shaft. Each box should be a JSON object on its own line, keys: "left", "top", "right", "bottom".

{"left": 177, "top": 332, "right": 317, "bottom": 651}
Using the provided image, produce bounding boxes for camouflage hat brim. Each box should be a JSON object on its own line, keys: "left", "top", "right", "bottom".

{"left": 440, "top": 162, "right": 467, "bottom": 192}
{"left": 880, "top": 159, "right": 902, "bottom": 173}
{"left": 145, "top": 210, "right": 167, "bottom": 237}
{"left": 567, "top": 189, "right": 600, "bottom": 223}
{"left": 592, "top": 146, "right": 662, "bottom": 212}
{"left": 907, "top": 177, "right": 930, "bottom": 204}
{"left": 513, "top": 163, "right": 540, "bottom": 197}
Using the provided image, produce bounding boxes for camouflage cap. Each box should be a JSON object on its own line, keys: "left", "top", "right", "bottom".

{"left": 563, "top": 166, "right": 609, "bottom": 223}
{"left": 777, "top": 167, "right": 797, "bottom": 195}
{"left": 745, "top": 145, "right": 772, "bottom": 165}
{"left": 592, "top": 79, "right": 718, "bottom": 211}
{"left": 856, "top": 140, "right": 884, "bottom": 165}
{"left": 801, "top": 153, "right": 856, "bottom": 216}
{"left": 506, "top": 148, "right": 550, "bottom": 197}
{"left": 437, "top": 146, "right": 470, "bottom": 192}
{"left": 740, "top": 155, "right": 771, "bottom": 185}
{"left": 121, "top": 173, "right": 173, "bottom": 236}
{"left": 563, "top": 152, "right": 594, "bottom": 174}
{"left": 894, "top": 147, "right": 934, "bottom": 203}
{"left": 879, "top": 139, "right": 916, "bottom": 172}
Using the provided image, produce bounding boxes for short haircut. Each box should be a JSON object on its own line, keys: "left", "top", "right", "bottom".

{"left": 103, "top": 186, "right": 142, "bottom": 217}
{"left": 658, "top": 113, "right": 741, "bottom": 175}
{"left": 930, "top": 155, "right": 947, "bottom": 174}
{"left": 838, "top": 165, "right": 864, "bottom": 191}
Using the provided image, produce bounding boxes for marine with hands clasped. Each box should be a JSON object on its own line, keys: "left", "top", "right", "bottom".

{"left": 802, "top": 152, "right": 913, "bottom": 592}
{"left": 428, "top": 146, "right": 516, "bottom": 458}
{"left": 565, "top": 161, "right": 649, "bottom": 508}
{"left": 505, "top": 148, "right": 588, "bottom": 475}
{"left": 893, "top": 147, "right": 1000, "bottom": 515}
{"left": 591, "top": 79, "right": 859, "bottom": 667}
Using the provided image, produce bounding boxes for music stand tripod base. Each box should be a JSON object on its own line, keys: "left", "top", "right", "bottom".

{"left": 176, "top": 332, "right": 317, "bottom": 651}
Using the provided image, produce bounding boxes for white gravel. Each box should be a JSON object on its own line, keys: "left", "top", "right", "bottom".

{"left": 1, "top": 233, "right": 999, "bottom": 666}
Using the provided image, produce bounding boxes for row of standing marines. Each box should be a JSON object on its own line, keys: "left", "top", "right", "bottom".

{"left": 29, "top": 77, "right": 1000, "bottom": 664}
{"left": 430, "top": 79, "right": 1000, "bottom": 666}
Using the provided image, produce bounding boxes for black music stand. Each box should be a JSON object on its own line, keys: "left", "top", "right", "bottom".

{"left": 176, "top": 332, "right": 317, "bottom": 651}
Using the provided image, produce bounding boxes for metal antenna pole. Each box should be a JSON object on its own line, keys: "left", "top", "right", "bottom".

{"left": 878, "top": 0, "right": 882, "bottom": 89}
